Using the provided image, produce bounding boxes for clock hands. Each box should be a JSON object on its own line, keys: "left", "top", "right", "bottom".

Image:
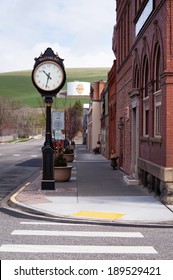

{"left": 46, "top": 74, "right": 51, "bottom": 88}
{"left": 43, "top": 70, "right": 52, "bottom": 79}
{"left": 42, "top": 70, "right": 52, "bottom": 88}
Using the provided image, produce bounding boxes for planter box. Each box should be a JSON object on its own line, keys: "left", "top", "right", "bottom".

{"left": 63, "top": 153, "right": 74, "bottom": 162}
{"left": 54, "top": 166, "right": 73, "bottom": 182}
{"left": 70, "top": 145, "right": 75, "bottom": 150}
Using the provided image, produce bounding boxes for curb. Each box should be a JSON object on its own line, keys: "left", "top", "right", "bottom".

{"left": 7, "top": 184, "right": 173, "bottom": 228}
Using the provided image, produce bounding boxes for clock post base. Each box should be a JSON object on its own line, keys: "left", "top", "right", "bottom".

{"left": 41, "top": 97, "right": 55, "bottom": 191}
{"left": 41, "top": 180, "right": 55, "bottom": 190}
{"left": 41, "top": 145, "right": 55, "bottom": 190}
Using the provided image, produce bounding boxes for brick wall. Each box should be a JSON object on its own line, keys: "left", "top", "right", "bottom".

{"left": 108, "top": 60, "right": 116, "bottom": 158}
{"left": 114, "top": 0, "right": 173, "bottom": 174}
{"left": 115, "top": 0, "right": 133, "bottom": 174}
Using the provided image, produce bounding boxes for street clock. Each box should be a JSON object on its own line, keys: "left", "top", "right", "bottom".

{"left": 32, "top": 47, "right": 66, "bottom": 97}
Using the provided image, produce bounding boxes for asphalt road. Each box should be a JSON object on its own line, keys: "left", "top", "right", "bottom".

{"left": 0, "top": 210, "right": 173, "bottom": 260}
{"left": 0, "top": 138, "right": 173, "bottom": 263}
{"left": 0, "top": 138, "right": 43, "bottom": 200}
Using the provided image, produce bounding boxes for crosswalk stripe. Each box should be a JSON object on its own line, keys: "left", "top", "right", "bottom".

{"left": 1, "top": 223, "right": 157, "bottom": 256}
{"left": 20, "top": 222, "right": 98, "bottom": 226}
{"left": 0, "top": 245, "right": 157, "bottom": 254}
{"left": 11, "top": 230, "right": 144, "bottom": 238}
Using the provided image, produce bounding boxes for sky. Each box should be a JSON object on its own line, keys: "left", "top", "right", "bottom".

{"left": 0, "top": 0, "right": 116, "bottom": 73}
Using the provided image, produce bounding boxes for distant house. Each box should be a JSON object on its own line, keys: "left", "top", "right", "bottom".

{"left": 87, "top": 81, "right": 105, "bottom": 151}
{"left": 82, "top": 103, "right": 89, "bottom": 145}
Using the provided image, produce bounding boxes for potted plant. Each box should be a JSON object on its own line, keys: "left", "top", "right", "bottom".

{"left": 70, "top": 140, "right": 75, "bottom": 149}
{"left": 110, "top": 151, "right": 119, "bottom": 170}
{"left": 54, "top": 153, "right": 73, "bottom": 182}
{"left": 63, "top": 147, "right": 75, "bottom": 163}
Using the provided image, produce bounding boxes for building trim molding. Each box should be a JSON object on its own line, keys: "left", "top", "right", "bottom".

{"left": 138, "top": 157, "right": 173, "bottom": 182}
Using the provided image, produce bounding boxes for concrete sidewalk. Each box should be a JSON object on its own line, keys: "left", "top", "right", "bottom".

{"left": 9, "top": 145, "right": 173, "bottom": 225}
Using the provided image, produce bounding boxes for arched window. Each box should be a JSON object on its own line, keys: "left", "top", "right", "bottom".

{"left": 142, "top": 56, "right": 149, "bottom": 136}
{"left": 154, "top": 44, "right": 161, "bottom": 92}
{"left": 143, "top": 56, "right": 149, "bottom": 97}
{"left": 153, "top": 44, "right": 161, "bottom": 137}
{"left": 134, "top": 65, "right": 140, "bottom": 88}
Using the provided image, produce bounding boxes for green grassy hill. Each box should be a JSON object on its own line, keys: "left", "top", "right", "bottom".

{"left": 0, "top": 68, "right": 109, "bottom": 108}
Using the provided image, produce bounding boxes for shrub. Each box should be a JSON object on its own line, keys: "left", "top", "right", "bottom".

{"left": 54, "top": 153, "right": 67, "bottom": 167}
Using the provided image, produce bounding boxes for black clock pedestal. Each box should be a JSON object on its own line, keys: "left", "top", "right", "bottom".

{"left": 31, "top": 47, "right": 66, "bottom": 191}
{"left": 41, "top": 97, "right": 55, "bottom": 190}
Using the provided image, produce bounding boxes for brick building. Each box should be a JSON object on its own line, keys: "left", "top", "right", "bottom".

{"left": 108, "top": 60, "right": 117, "bottom": 158}
{"left": 114, "top": 0, "right": 173, "bottom": 203}
{"left": 100, "top": 83, "right": 109, "bottom": 158}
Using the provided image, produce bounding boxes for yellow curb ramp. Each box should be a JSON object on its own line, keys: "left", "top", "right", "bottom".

{"left": 71, "top": 210, "right": 125, "bottom": 220}
{"left": 9, "top": 182, "right": 30, "bottom": 204}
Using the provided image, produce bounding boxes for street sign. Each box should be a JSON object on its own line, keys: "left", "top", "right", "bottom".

{"left": 52, "top": 111, "right": 64, "bottom": 130}
{"left": 54, "top": 130, "right": 62, "bottom": 140}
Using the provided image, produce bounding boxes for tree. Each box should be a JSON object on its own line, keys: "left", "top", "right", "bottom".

{"left": 0, "top": 97, "right": 20, "bottom": 135}
{"left": 65, "top": 101, "right": 82, "bottom": 141}
{"left": 15, "top": 108, "right": 35, "bottom": 138}
{"left": 0, "top": 96, "right": 37, "bottom": 138}
{"left": 73, "top": 100, "right": 83, "bottom": 116}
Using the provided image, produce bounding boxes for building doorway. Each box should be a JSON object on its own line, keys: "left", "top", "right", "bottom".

{"left": 119, "top": 118, "right": 124, "bottom": 168}
{"left": 131, "top": 102, "right": 139, "bottom": 179}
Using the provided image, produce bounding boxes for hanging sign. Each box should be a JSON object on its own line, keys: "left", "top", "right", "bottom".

{"left": 52, "top": 111, "right": 64, "bottom": 130}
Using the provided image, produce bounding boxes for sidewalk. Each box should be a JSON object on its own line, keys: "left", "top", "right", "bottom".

{"left": 9, "top": 145, "right": 173, "bottom": 225}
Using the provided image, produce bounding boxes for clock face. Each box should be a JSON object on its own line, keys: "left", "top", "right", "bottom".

{"left": 33, "top": 61, "right": 64, "bottom": 92}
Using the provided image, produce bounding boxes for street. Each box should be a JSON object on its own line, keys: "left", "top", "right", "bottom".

{"left": 0, "top": 138, "right": 42, "bottom": 200}
{"left": 0, "top": 209, "right": 173, "bottom": 259}
{"left": 0, "top": 139, "right": 173, "bottom": 260}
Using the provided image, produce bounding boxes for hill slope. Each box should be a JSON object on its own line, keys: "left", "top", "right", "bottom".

{"left": 0, "top": 68, "right": 109, "bottom": 108}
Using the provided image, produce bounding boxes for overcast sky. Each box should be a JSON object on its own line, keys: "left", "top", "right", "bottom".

{"left": 0, "top": 0, "right": 116, "bottom": 73}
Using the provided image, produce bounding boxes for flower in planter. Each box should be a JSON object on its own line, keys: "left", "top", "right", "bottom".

{"left": 54, "top": 153, "right": 73, "bottom": 182}
{"left": 110, "top": 153, "right": 118, "bottom": 159}
{"left": 63, "top": 147, "right": 74, "bottom": 154}
{"left": 110, "top": 150, "right": 119, "bottom": 170}
{"left": 54, "top": 153, "right": 67, "bottom": 167}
